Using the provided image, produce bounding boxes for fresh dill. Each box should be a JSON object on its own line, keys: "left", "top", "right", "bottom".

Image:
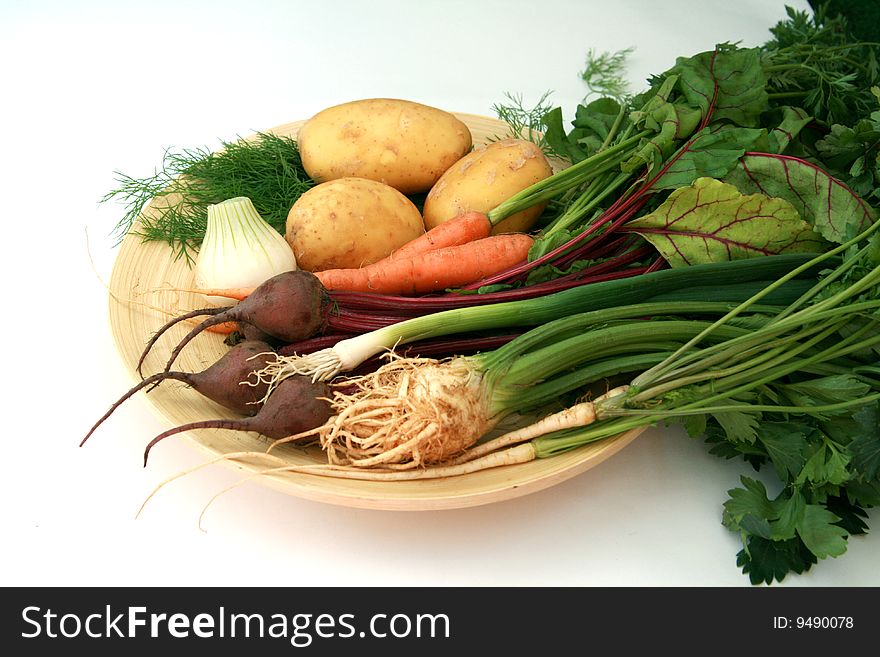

{"left": 101, "top": 132, "right": 314, "bottom": 263}
{"left": 492, "top": 90, "right": 555, "bottom": 151}
{"left": 580, "top": 47, "right": 634, "bottom": 102}
{"left": 492, "top": 47, "right": 634, "bottom": 150}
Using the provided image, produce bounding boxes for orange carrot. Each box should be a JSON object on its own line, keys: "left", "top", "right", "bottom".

{"left": 181, "top": 287, "right": 254, "bottom": 302}
{"left": 382, "top": 211, "right": 492, "bottom": 262}
{"left": 315, "top": 232, "right": 534, "bottom": 295}
{"left": 205, "top": 321, "right": 239, "bottom": 335}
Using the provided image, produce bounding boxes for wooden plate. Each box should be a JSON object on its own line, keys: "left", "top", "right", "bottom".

{"left": 107, "top": 112, "right": 643, "bottom": 511}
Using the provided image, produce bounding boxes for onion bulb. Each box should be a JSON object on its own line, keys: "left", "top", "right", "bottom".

{"left": 195, "top": 196, "right": 297, "bottom": 305}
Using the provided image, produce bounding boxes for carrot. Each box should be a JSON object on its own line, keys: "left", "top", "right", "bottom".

{"left": 206, "top": 321, "right": 239, "bottom": 334}
{"left": 192, "top": 287, "right": 254, "bottom": 302}
{"left": 383, "top": 210, "right": 492, "bottom": 261}
{"left": 315, "top": 232, "right": 534, "bottom": 295}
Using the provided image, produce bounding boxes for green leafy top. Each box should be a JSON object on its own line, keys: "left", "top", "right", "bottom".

{"left": 102, "top": 131, "right": 314, "bottom": 262}
{"left": 488, "top": 2, "right": 880, "bottom": 587}
{"left": 670, "top": 44, "right": 769, "bottom": 128}
{"left": 813, "top": 92, "right": 880, "bottom": 204}
{"left": 625, "top": 177, "right": 822, "bottom": 267}
{"left": 762, "top": 5, "right": 880, "bottom": 125}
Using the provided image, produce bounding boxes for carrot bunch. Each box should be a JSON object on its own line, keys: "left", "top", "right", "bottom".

{"left": 317, "top": 215, "right": 532, "bottom": 295}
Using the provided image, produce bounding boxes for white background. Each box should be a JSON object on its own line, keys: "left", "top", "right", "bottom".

{"left": 2, "top": 0, "right": 877, "bottom": 591}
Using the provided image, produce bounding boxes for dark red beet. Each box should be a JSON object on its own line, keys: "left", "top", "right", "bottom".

{"left": 82, "top": 341, "right": 278, "bottom": 447}
{"left": 142, "top": 375, "right": 334, "bottom": 465}
{"left": 224, "top": 322, "right": 284, "bottom": 348}
{"left": 136, "top": 270, "right": 330, "bottom": 377}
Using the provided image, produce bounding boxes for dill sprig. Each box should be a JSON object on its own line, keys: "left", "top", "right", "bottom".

{"left": 102, "top": 132, "right": 314, "bottom": 263}
{"left": 580, "top": 47, "right": 634, "bottom": 102}
{"left": 492, "top": 90, "right": 555, "bottom": 151}
{"left": 491, "top": 48, "right": 634, "bottom": 150}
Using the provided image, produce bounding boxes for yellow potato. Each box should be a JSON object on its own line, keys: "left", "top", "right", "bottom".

{"left": 285, "top": 177, "right": 425, "bottom": 272}
{"left": 297, "top": 98, "right": 473, "bottom": 194}
{"left": 422, "top": 138, "right": 554, "bottom": 235}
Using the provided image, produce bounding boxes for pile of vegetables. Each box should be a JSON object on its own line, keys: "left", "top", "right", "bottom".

{"left": 88, "top": 3, "right": 880, "bottom": 584}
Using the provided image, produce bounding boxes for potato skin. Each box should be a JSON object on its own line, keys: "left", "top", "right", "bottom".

{"left": 297, "top": 98, "right": 473, "bottom": 195}
{"left": 422, "top": 138, "right": 554, "bottom": 234}
{"left": 285, "top": 177, "right": 425, "bottom": 272}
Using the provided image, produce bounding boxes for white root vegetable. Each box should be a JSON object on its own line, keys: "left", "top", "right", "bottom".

{"left": 269, "top": 348, "right": 631, "bottom": 474}
{"left": 196, "top": 196, "right": 297, "bottom": 305}
{"left": 450, "top": 385, "right": 629, "bottom": 464}
{"left": 272, "top": 356, "right": 496, "bottom": 468}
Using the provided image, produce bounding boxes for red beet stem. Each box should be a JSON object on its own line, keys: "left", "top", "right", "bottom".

{"left": 325, "top": 309, "right": 406, "bottom": 333}
{"left": 278, "top": 334, "right": 357, "bottom": 356}
{"left": 324, "top": 251, "right": 654, "bottom": 326}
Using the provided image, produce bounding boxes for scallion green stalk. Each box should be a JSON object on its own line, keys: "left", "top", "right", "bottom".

{"left": 528, "top": 226, "right": 880, "bottom": 456}
{"left": 257, "top": 254, "right": 820, "bottom": 386}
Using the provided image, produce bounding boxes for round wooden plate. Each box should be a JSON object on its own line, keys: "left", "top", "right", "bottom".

{"left": 107, "top": 112, "right": 643, "bottom": 511}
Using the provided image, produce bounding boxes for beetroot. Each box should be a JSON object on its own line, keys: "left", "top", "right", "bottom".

{"left": 142, "top": 374, "right": 333, "bottom": 465}
{"left": 137, "top": 270, "right": 330, "bottom": 376}
{"left": 82, "top": 340, "right": 277, "bottom": 447}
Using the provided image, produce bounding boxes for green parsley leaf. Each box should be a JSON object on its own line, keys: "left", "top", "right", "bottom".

{"left": 771, "top": 490, "right": 805, "bottom": 541}
{"left": 736, "top": 535, "right": 817, "bottom": 585}
{"left": 780, "top": 375, "right": 873, "bottom": 410}
{"left": 825, "top": 494, "right": 870, "bottom": 536}
{"left": 757, "top": 422, "right": 809, "bottom": 481}
{"left": 796, "top": 443, "right": 851, "bottom": 489}
{"left": 846, "top": 404, "right": 880, "bottom": 479}
{"left": 796, "top": 504, "right": 849, "bottom": 559}
{"left": 722, "top": 476, "right": 776, "bottom": 531}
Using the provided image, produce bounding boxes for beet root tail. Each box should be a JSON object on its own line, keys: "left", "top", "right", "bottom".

{"left": 137, "top": 306, "right": 230, "bottom": 377}
{"left": 160, "top": 313, "right": 235, "bottom": 377}
{"left": 143, "top": 419, "right": 249, "bottom": 466}
{"left": 81, "top": 371, "right": 190, "bottom": 447}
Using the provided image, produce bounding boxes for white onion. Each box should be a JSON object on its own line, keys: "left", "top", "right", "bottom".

{"left": 195, "top": 196, "right": 297, "bottom": 305}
